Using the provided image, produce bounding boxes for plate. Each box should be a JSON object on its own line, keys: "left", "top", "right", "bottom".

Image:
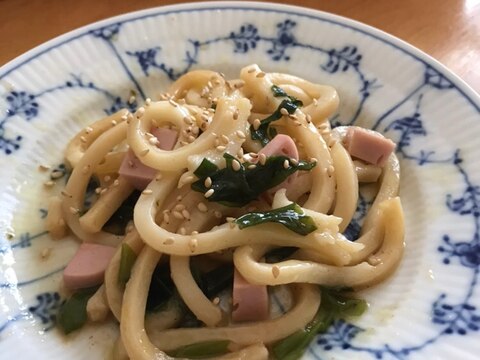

{"left": 1, "top": 2, "right": 480, "bottom": 359}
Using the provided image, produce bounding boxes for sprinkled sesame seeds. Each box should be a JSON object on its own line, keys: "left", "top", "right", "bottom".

{"left": 294, "top": 120, "right": 302, "bottom": 126}
{"left": 189, "top": 238, "right": 198, "bottom": 252}
{"left": 156, "top": 174, "right": 163, "bottom": 181}
{"left": 142, "top": 189, "right": 153, "bottom": 195}
{"left": 149, "top": 137, "right": 159, "bottom": 145}
{"left": 50, "top": 170, "right": 64, "bottom": 179}
{"left": 168, "top": 99, "right": 178, "bottom": 107}
{"left": 113, "top": 179, "right": 120, "bottom": 187}
{"left": 61, "top": 190, "right": 72, "bottom": 198}
{"left": 327, "top": 165, "right": 335, "bottom": 177}
{"left": 283, "top": 159, "right": 290, "bottom": 169}
{"left": 212, "top": 297, "right": 220, "bottom": 305}
{"left": 136, "top": 107, "right": 145, "bottom": 118}
{"left": 234, "top": 80, "right": 245, "bottom": 89}
{"left": 280, "top": 108, "right": 289, "bottom": 116}
{"left": 43, "top": 180, "right": 55, "bottom": 188}
{"left": 174, "top": 204, "right": 186, "bottom": 211}
{"left": 253, "top": 118, "right": 261, "bottom": 130}
{"left": 235, "top": 130, "right": 246, "bottom": 139}
{"left": 100, "top": 188, "right": 108, "bottom": 195}
{"left": 232, "top": 159, "right": 241, "bottom": 171}
{"left": 187, "top": 135, "right": 196, "bottom": 143}
{"left": 95, "top": 187, "right": 102, "bottom": 194}
{"left": 85, "top": 126, "right": 93, "bottom": 134}
{"left": 179, "top": 227, "right": 187, "bottom": 235}
{"left": 226, "top": 217, "right": 235, "bottom": 223}
{"left": 214, "top": 210, "right": 222, "bottom": 219}
{"left": 216, "top": 145, "right": 226, "bottom": 152}
{"left": 258, "top": 153, "right": 267, "bottom": 165}
{"left": 40, "top": 247, "right": 52, "bottom": 260}
{"left": 182, "top": 209, "right": 191, "bottom": 220}
{"left": 272, "top": 266, "right": 280, "bottom": 278}
{"left": 163, "top": 238, "right": 174, "bottom": 245}
{"left": 38, "top": 164, "right": 51, "bottom": 172}
{"left": 306, "top": 114, "right": 312, "bottom": 123}
{"left": 290, "top": 158, "right": 299, "bottom": 166}
{"left": 221, "top": 134, "right": 229, "bottom": 144}
{"left": 247, "top": 164, "right": 257, "bottom": 170}
{"left": 205, "top": 189, "right": 215, "bottom": 198}
{"left": 313, "top": 98, "right": 318, "bottom": 106}
{"left": 247, "top": 68, "right": 256, "bottom": 73}
{"left": 233, "top": 109, "right": 239, "bottom": 120}
{"left": 80, "top": 136, "right": 87, "bottom": 143}
{"left": 197, "top": 202, "right": 208, "bottom": 212}
{"left": 163, "top": 212, "right": 170, "bottom": 223}
{"left": 204, "top": 177, "right": 212, "bottom": 188}
{"left": 145, "top": 98, "right": 152, "bottom": 106}
{"left": 172, "top": 211, "right": 184, "bottom": 220}
{"left": 104, "top": 175, "right": 111, "bottom": 182}
{"left": 183, "top": 116, "right": 193, "bottom": 125}
{"left": 69, "top": 206, "right": 79, "bottom": 215}
{"left": 176, "top": 195, "right": 183, "bottom": 201}
{"left": 256, "top": 71, "right": 266, "bottom": 78}
{"left": 310, "top": 157, "right": 318, "bottom": 163}
{"left": 139, "top": 148, "right": 150, "bottom": 156}
{"left": 111, "top": 119, "right": 117, "bottom": 126}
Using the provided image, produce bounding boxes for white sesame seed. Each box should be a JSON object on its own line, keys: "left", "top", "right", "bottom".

{"left": 145, "top": 98, "right": 152, "bottom": 106}
{"left": 176, "top": 195, "right": 183, "bottom": 201}
{"left": 111, "top": 119, "right": 117, "bottom": 126}
{"left": 149, "top": 137, "right": 159, "bottom": 145}
{"left": 95, "top": 187, "right": 102, "bottom": 194}
{"left": 139, "top": 148, "right": 150, "bottom": 156}
{"left": 212, "top": 297, "right": 220, "bottom": 305}
{"left": 232, "top": 159, "right": 241, "bottom": 171}
{"left": 163, "top": 238, "right": 174, "bottom": 245}
{"left": 327, "top": 165, "right": 335, "bottom": 177}
{"left": 197, "top": 202, "right": 208, "bottom": 212}
{"left": 214, "top": 210, "right": 222, "bottom": 219}
{"left": 258, "top": 153, "right": 267, "bottom": 165}
{"left": 113, "top": 179, "right": 120, "bottom": 187}
{"left": 182, "top": 209, "right": 191, "bottom": 219}
{"left": 256, "top": 71, "right": 266, "bottom": 78}
{"left": 50, "top": 170, "right": 64, "bottom": 179}
{"left": 235, "top": 130, "right": 246, "bottom": 139}
{"left": 168, "top": 99, "right": 178, "bottom": 107}
{"left": 191, "top": 231, "right": 199, "bottom": 235}
{"left": 253, "top": 118, "right": 261, "bottom": 130}
{"left": 234, "top": 80, "right": 245, "bottom": 89}
{"left": 280, "top": 108, "right": 289, "bottom": 116}
{"left": 183, "top": 116, "right": 193, "bottom": 125}
{"left": 163, "top": 212, "right": 170, "bottom": 223}
{"left": 69, "top": 206, "right": 79, "bottom": 215}
{"left": 174, "top": 204, "right": 186, "bottom": 211}
{"left": 40, "top": 247, "right": 52, "bottom": 260}
{"left": 100, "top": 188, "right": 108, "bottom": 195}
{"left": 172, "top": 211, "right": 184, "bottom": 220}
{"left": 155, "top": 174, "right": 163, "bottom": 181}
{"left": 294, "top": 120, "right": 302, "bottom": 126}
{"left": 38, "top": 164, "right": 51, "bottom": 172}
{"left": 136, "top": 107, "right": 145, "bottom": 118}
{"left": 80, "top": 136, "right": 87, "bottom": 143}
{"left": 216, "top": 145, "right": 226, "bottom": 152}
{"left": 226, "top": 217, "right": 235, "bottom": 223}
{"left": 290, "top": 158, "right": 299, "bottom": 166}
{"left": 189, "top": 238, "right": 198, "bottom": 252}
{"left": 82, "top": 165, "right": 90, "bottom": 174}
{"left": 283, "top": 159, "right": 290, "bottom": 169}
{"left": 129, "top": 95, "right": 136, "bottom": 104}
{"left": 43, "top": 180, "right": 55, "bottom": 188}
{"left": 247, "top": 164, "right": 257, "bottom": 170}
{"left": 205, "top": 189, "right": 215, "bottom": 198}
{"left": 142, "top": 189, "right": 153, "bottom": 195}
{"left": 272, "top": 266, "right": 280, "bottom": 278}
{"left": 221, "top": 134, "right": 229, "bottom": 144}
{"left": 85, "top": 126, "right": 93, "bottom": 134}
{"left": 310, "top": 157, "right": 318, "bottom": 163}
{"left": 306, "top": 114, "right": 312, "bottom": 123}
{"left": 233, "top": 109, "right": 239, "bottom": 120}
{"left": 313, "top": 98, "right": 318, "bottom": 106}
{"left": 247, "top": 68, "right": 256, "bottom": 73}
{"left": 61, "top": 190, "right": 72, "bottom": 198}
{"left": 179, "top": 227, "right": 187, "bottom": 235}
{"left": 204, "top": 177, "right": 212, "bottom": 188}
{"left": 187, "top": 135, "right": 196, "bottom": 143}
{"left": 104, "top": 175, "right": 111, "bottom": 182}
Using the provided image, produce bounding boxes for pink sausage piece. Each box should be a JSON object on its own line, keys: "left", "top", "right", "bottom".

{"left": 258, "top": 134, "right": 299, "bottom": 199}
{"left": 344, "top": 127, "right": 395, "bottom": 167}
{"left": 232, "top": 269, "right": 269, "bottom": 323}
{"left": 119, "top": 127, "right": 178, "bottom": 190}
{"left": 63, "top": 243, "right": 116, "bottom": 290}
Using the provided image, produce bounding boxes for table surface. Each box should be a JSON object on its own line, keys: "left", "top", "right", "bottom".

{"left": 1, "top": 0, "right": 479, "bottom": 93}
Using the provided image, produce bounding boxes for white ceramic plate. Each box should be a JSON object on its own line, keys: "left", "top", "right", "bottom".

{"left": 1, "top": 2, "right": 480, "bottom": 359}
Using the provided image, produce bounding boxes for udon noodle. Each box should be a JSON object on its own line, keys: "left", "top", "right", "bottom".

{"left": 47, "top": 64, "right": 404, "bottom": 359}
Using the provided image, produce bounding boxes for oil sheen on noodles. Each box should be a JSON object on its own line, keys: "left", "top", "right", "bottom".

{"left": 48, "top": 64, "right": 404, "bottom": 359}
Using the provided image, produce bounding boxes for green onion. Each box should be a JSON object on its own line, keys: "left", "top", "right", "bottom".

{"left": 194, "top": 158, "right": 219, "bottom": 178}
{"left": 170, "top": 340, "right": 230, "bottom": 358}
{"left": 57, "top": 287, "right": 98, "bottom": 334}
{"left": 234, "top": 202, "right": 317, "bottom": 235}
{"left": 118, "top": 243, "right": 137, "bottom": 284}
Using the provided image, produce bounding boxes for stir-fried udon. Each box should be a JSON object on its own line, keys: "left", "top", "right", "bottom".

{"left": 45, "top": 64, "right": 404, "bottom": 359}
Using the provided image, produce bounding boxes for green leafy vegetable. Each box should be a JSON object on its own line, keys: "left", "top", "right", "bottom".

{"left": 199, "top": 263, "right": 234, "bottom": 298}
{"left": 272, "top": 289, "right": 367, "bottom": 359}
{"left": 169, "top": 340, "right": 230, "bottom": 358}
{"left": 57, "top": 287, "right": 98, "bottom": 334}
{"left": 118, "top": 243, "right": 137, "bottom": 284}
{"left": 103, "top": 190, "right": 141, "bottom": 235}
{"left": 234, "top": 202, "right": 317, "bottom": 235}
{"left": 146, "top": 264, "right": 175, "bottom": 312}
{"left": 191, "top": 153, "right": 315, "bottom": 207}
{"left": 271, "top": 84, "right": 289, "bottom": 97}
{"left": 265, "top": 247, "right": 298, "bottom": 263}
{"left": 251, "top": 98, "right": 302, "bottom": 146}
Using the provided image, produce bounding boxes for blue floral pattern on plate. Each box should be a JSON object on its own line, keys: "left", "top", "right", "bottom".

{"left": 1, "top": 3, "right": 479, "bottom": 359}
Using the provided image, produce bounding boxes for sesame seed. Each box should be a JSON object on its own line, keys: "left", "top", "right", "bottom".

{"left": 183, "top": 116, "right": 193, "bottom": 125}
{"left": 139, "top": 148, "right": 150, "bottom": 156}
{"left": 290, "top": 158, "right": 299, "bottom": 166}
{"left": 328, "top": 139, "right": 337, "bottom": 148}
{"left": 232, "top": 159, "right": 241, "bottom": 171}
{"left": 38, "top": 164, "right": 51, "bottom": 172}
{"left": 189, "top": 238, "right": 198, "bottom": 252}
{"left": 233, "top": 109, "right": 239, "bottom": 120}
{"left": 85, "top": 126, "right": 93, "bottom": 134}
{"left": 142, "top": 189, "right": 153, "bottom": 195}
{"left": 168, "top": 99, "right": 178, "bottom": 107}
{"left": 306, "top": 114, "right": 312, "bottom": 123}
{"left": 156, "top": 174, "right": 163, "bottom": 181}
{"left": 183, "top": 175, "right": 195, "bottom": 184}
{"left": 327, "top": 165, "right": 335, "bottom": 177}
{"left": 313, "top": 98, "right": 318, "bottom": 106}
{"left": 179, "top": 227, "right": 187, "bottom": 235}
{"left": 191, "top": 231, "right": 199, "bottom": 235}
{"left": 111, "top": 119, "right": 117, "bottom": 126}
{"left": 40, "top": 247, "right": 52, "bottom": 260}
{"left": 226, "top": 217, "right": 235, "bottom": 223}
{"left": 95, "top": 187, "right": 102, "bottom": 194}
{"left": 145, "top": 98, "right": 152, "bottom": 106}
{"left": 172, "top": 211, "right": 184, "bottom": 220}
{"left": 247, "top": 164, "right": 257, "bottom": 169}
{"left": 129, "top": 95, "right": 136, "bottom": 104}
{"left": 253, "top": 118, "right": 261, "bottom": 130}
{"left": 234, "top": 80, "right": 245, "bottom": 89}
{"left": 204, "top": 177, "right": 212, "bottom": 188}
{"left": 128, "top": 160, "right": 134, "bottom": 168}
{"left": 212, "top": 297, "right": 220, "bottom": 305}
{"left": 104, "top": 175, "right": 111, "bottom": 182}
{"left": 149, "top": 137, "right": 159, "bottom": 145}
{"left": 258, "top": 153, "right": 267, "bottom": 165}
{"left": 256, "top": 71, "right": 266, "bottom": 78}
{"left": 294, "top": 120, "right": 302, "bottom": 126}
{"left": 191, "top": 126, "right": 199, "bottom": 135}
{"left": 235, "top": 130, "right": 246, "bottom": 139}
{"left": 247, "top": 67, "right": 256, "bottom": 73}
{"left": 214, "top": 138, "right": 220, "bottom": 147}
{"left": 180, "top": 141, "right": 189, "bottom": 146}
{"left": 136, "top": 107, "right": 145, "bottom": 118}
{"left": 61, "top": 190, "right": 72, "bottom": 198}
{"left": 113, "top": 179, "right": 120, "bottom": 187}
{"left": 214, "top": 210, "right": 222, "bottom": 218}
{"left": 197, "top": 202, "right": 208, "bottom": 212}
{"left": 280, "top": 108, "right": 289, "bottom": 116}
{"left": 176, "top": 195, "right": 182, "bottom": 201}
{"left": 182, "top": 209, "right": 191, "bottom": 219}
{"left": 216, "top": 145, "right": 226, "bottom": 152}
{"left": 237, "top": 148, "right": 244, "bottom": 158}
{"left": 82, "top": 165, "right": 90, "bottom": 174}
{"left": 310, "top": 157, "right": 318, "bottom": 163}
{"left": 100, "top": 188, "right": 108, "bottom": 195}
{"left": 69, "top": 206, "right": 79, "bottom": 215}
{"left": 272, "top": 266, "right": 280, "bottom": 278}
{"left": 187, "top": 135, "right": 196, "bottom": 143}
{"left": 283, "top": 159, "right": 290, "bottom": 169}
{"left": 163, "top": 238, "right": 174, "bottom": 245}
{"left": 163, "top": 212, "right": 170, "bottom": 223}
{"left": 174, "top": 204, "right": 186, "bottom": 211}
{"left": 205, "top": 189, "right": 215, "bottom": 198}
{"left": 43, "top": 180, "right": 55, "bottom": 188}
{"left": 80, "top": 136, "right": 87, "bottom": 143}
{"left": 221, "top": 134, "right": 229, "bottom": 144}
{"left": 121, "top": 114, "right": 128, "bottom": 121}
{"left": 50, "top": 170, "right": 64, "bottom": 179}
